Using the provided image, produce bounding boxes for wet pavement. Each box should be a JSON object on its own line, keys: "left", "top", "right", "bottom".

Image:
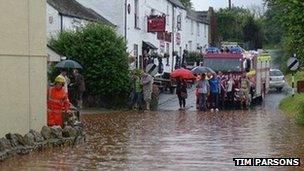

{"left": 1, "top": 90, "right": 304, "bottom": 171}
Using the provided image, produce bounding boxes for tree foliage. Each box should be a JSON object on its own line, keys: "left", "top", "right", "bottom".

{"left": 187, "top": 51, "right": 203, "bottom": 64}
{"left": 49, "top": 23, "right": 131, "bottom": 107}
{"left": 264, "top": 0, "right": 304, "bottom": 65}
{"left": 180, "top": 0, "right": 192, "bottom": 8}
{"left": 262, "top": 3, "right": 284, "bottom": 46}
{"left": 216, "top": 7, "right": 263, "bottom": 50}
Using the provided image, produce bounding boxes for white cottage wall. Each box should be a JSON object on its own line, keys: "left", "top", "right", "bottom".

{"left": 47, "top": 4, "right": 89, "bottom": 40}
{"left": 74, "top": 0, "right": 209, "bottom": 71}
{"left": 46, "top": 4, "right": 62, "bottom": 39}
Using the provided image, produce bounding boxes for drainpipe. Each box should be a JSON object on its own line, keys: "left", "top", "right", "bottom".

{"left": 124, "top": 0, "right": 127, "bottom": 41}
{"left": 171, "top": 6, "right": 175, "bottom": 72}
{"left": 60, "top": 13, "right": 64, "bottom": 61}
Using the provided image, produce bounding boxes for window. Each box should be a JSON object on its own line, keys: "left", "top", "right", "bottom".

{"left": 134, "top": 0, "right": 139, "bottom": 29}
{"left": 166, "top": 5, "right": 169, "bottom": 26}
{"left": 191, "top": 20, "right": 194, "bottom": 35}
{"left": 270, "top": 70, "right": 283, "bottom": 76}
{"left": 197, "top": 23, "right": 200, "bottom": 36}
{"left": 134, "top": 44, "right": 138, "bottom": 68}
{"left": 188, "top": 41, "right": 192, "bottom": 51}
{"left": 204, "top": 25, "right": 207, "bottom": 38}
{"left": 177, "top": 14, "right": 182, "bottom": 31}
{"left": 204, "top": 58, "right": 241, "bottom": 72}
{"left": 179, "top": 47, "right": 182, "bottom": 57}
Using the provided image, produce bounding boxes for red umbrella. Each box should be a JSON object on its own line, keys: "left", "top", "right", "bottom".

{"left": 170, "top": 68, "right": 195, "bottom": 80}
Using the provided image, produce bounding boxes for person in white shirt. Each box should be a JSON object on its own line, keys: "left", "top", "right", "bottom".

{"left": 226, "top": 74, "right": 235, "bottom": 108}
{"left": 197, "top": 73, "right": 210, "bottom": 111}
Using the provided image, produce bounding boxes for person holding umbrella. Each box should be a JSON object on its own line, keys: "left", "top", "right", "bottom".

{"left": 170, "top": 68, "right": 195, "bottom": 110}
{"left": 70, "top": 69, "right": 85, "bottom": 120}
{"left": 55, "top": 59, "right": 83, "bottom": 93}
{"left": 58, "top": 69, "right": 70, "bottom": 93}
{"left": 176, "top": 77, "right": 187, "bottom": 110}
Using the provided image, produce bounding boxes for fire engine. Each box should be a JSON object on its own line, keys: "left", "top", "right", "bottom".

{"left": 204, "top": 42, "right": 271, "bottom": 106}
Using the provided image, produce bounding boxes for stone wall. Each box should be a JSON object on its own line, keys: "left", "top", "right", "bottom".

{"left": 0, "top": 125, "right": 85, "bottom": 162}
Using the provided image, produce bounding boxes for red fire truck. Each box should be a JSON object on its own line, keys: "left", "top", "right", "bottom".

{"left": 204, "top": 44, "right": 271, "bottom": 107}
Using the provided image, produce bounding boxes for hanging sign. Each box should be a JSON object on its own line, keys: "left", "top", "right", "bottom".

{"left": 147, "top": 15, "right": 166, "bottom": 32}
{"left": 157, "top": 32, "right": 172, "bottom": 42}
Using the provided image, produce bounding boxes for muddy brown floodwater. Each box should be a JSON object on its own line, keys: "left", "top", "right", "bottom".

{"left": 1, "top": 92, "right": 304, "bottom": 171}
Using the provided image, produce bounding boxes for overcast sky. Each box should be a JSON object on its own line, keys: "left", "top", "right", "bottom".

{"left": 192, "top": 0, "right": 265, "bottom": 11}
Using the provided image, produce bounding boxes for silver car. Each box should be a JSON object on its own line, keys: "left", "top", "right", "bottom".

{"left": 269, "top": 69, "right": 285, "bottom": 92}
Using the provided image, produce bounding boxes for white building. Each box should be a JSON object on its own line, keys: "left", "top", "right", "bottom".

{"left": 184, "top": 10, "right": 209, "bottom": 52}
{"left": 77, "top": 0, "right": 209, "bottom": 73}
{"left": 46, "top": 0, "right": 114, "bottom": 61}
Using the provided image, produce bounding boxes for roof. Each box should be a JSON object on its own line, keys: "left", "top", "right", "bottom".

{"left": 47, "top": 44, "right": 63, "bottom": 56}
{"left": 187, "top": 10, "right": 209, "bottom": 25}
{"left": 47, "top": 45, "right": 62, "bottom": 62}
{"left": 47, "top": 0, "right": 114, "bottom": 26}
{"left": 167, "top": 0, "right": 186, "bottom": 9}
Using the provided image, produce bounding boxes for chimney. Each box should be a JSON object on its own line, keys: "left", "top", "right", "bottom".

{"left": 228, "top": 0, "right": 232, "bottom": 9}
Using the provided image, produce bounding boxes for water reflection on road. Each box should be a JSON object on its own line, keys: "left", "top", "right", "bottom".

{"left": 1, "top": 92, "right": 304, "bottom": 170}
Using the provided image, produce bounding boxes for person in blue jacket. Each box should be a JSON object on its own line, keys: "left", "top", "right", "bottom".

{"left": 209, "top": 73, "right": 220, "bottom": 112}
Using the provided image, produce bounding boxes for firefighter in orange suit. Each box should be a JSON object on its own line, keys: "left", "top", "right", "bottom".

{"left": 47, "top": 75, "right": 70, "bottom": 127}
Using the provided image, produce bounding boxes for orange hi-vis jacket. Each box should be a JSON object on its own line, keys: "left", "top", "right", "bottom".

{"left": 47, "top": 86, "right": 70, "bottom": 127}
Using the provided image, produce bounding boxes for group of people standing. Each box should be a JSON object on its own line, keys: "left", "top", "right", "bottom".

{"left": 129, "top": 71, "right": 154, "bottom": 111}
{"left": 47, "top": 69, "right": 85, "bottom": 127}
{"left": 176, "top": 71, "right": 251, "bottom": 111}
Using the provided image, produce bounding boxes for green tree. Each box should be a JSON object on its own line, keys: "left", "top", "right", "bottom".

{"left": 49, "top": 23, "right": 131, "bottom": 108}
{"left": 262, "top": 4, "right": 284, "bottom": 46}
{"left": 243, "top": 16, "right": 263, "bottom": 49}
{"left": 180, "top": 0, "right": 192, "bottom": 8}
{"left": 265, "top": 0, "right": 304, "bottom": 65}
{"left": 187, "top": 51, "right": 203, "bottom": 65}
{"left": 216, "top": 7, "right": 264, "bottom": 49}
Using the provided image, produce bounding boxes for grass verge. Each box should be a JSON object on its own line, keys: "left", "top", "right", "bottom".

{"left": 285, "top": 71, "right": 304, "bottom": 87}
{"left": 279, "top": 94, "right": 304, "bottom": 124}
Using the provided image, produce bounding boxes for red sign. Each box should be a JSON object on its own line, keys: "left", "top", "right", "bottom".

{"left": 147, "top": 15, "right": 166, "bottom": 32}
{"left": 157, "top": 32, "right": 172, "bottom": 42}
{"left": 176, "top": 33, "right": 181, "bottom": 45}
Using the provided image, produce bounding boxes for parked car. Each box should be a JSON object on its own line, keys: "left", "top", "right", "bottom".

{"left": 154, "top": 72, "right": 177, "bottom": 94}
{"left": 269, "top": 69, "right": 285, "bottom": 92}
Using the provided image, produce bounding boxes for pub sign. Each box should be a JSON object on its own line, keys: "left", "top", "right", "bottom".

{"left": 147, "top": 15, "right": 166, "bottom": 32}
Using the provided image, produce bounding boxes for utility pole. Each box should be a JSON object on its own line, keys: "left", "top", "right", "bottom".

{"left": 228, "top": 0, "right": 231, "bottom": 9}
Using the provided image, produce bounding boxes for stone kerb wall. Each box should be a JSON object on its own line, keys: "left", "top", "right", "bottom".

{"left": 0, "top": 125, "right": 85, "bottom": 162}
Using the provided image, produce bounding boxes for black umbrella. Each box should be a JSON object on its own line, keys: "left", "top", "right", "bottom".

{"left": 191, "top": 66, "right": 215, "bottom": 74}
{"left": 55, "top": 60, "right": 83, "bottom": 69}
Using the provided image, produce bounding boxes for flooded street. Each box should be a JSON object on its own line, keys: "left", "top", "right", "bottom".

{"left": 1, "top": 91, "right": 304, "bottom": 170}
